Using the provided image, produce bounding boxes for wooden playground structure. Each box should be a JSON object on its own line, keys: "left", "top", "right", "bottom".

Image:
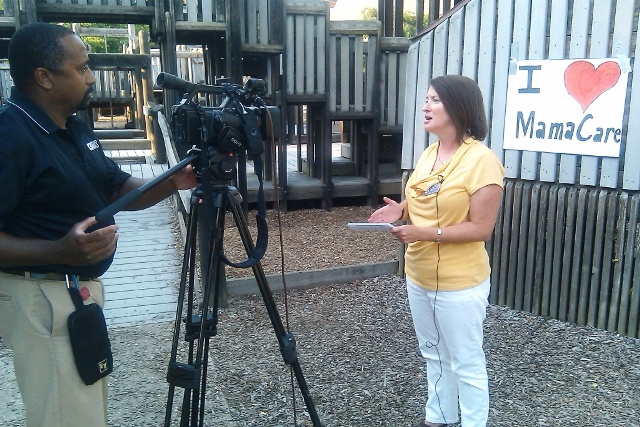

{"left": 0, "top": 0, "right": 460, "bottom": 208}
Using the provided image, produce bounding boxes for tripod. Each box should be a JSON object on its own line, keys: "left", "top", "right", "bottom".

{"left": 163, "top": 180, "right": 322, "bottom": 427}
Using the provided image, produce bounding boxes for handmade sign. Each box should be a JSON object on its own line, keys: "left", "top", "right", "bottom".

{"left": 503, "top": 58, "right": 629, "bottom": 157}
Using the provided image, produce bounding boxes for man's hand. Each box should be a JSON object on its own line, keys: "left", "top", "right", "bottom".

{"left": 172, "top": 164, "right": 198, "bottom": 190}
{"left": 56, "top": 217, "right": 119, "bottom": 266}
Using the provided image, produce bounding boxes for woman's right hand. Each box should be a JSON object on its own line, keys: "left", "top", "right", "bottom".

{"left": 368, "top": 197, "right": 404, "bottom": 223}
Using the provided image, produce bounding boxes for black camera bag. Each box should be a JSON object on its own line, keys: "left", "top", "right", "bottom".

{"left": 67, "top": 286, "right": 113, "bottom": 385}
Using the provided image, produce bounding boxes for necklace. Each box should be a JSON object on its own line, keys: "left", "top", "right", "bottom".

{"left": 432, "top": 148, "right": 453, "bottom": 171}
{"left": 436, "top": 154, "right": 450, "bottom": 165}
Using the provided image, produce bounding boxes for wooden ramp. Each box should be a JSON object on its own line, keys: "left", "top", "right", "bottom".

{"left": 100, "top": 143, "right": 400, "bottom": 328}
{"left": 101, "top": 161, "right": 182, "bottom": 328}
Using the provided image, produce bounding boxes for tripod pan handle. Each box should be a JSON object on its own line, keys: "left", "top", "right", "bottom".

{"left": 95, "top": 154, "right": 199, "bottom": 223}
{"left": 95, "top": 188, "right": 142, "bottom": 223}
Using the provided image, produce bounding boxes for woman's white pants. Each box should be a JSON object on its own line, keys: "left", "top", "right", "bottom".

{"left": 406, "top": 276, "right": 491, "bottom": 427}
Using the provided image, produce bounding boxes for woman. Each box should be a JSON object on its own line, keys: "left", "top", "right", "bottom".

{"left": 369, "top": 75, "right": 504, "bottom": 427}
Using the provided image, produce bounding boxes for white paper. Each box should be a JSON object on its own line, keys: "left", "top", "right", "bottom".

{"left": 347, "top": 222, "right": 394, "bottom": 231}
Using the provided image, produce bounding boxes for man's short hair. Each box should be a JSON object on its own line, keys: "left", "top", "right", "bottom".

{"left": 8, "top": 23, "right": 76, "bottom": 91}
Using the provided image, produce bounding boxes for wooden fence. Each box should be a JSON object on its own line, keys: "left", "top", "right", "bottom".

{"left": 403, "top": 0, "right": 640, "bottom": 337}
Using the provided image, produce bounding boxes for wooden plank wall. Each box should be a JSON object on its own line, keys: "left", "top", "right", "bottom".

{"left": 378, "top": 38, "right": 411, "bottom": 132}
{"left": 403, "top": 0, "right": 640, "bottom": 188}
{"left": 150, "top": 49, "right": 205, "bottom": 85}
{"left": 328, "top": 20, "right": 380, "bottom": 118}
{"left": 241, "top": 0, "right": 272, "bottom": 48}
{"left": 284, "top": 0, "right": 329, "bottom": 101}
{"left": 404, "top": 0, "right": 640, "bottom": 338}
{"left": 93, "top": 69, "right": 133, "bottom": 106}
{"left": 178, "top": 0, "right": 225, "bottom": 23}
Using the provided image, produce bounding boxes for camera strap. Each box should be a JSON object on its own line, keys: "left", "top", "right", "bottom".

{"left": 219, "top": 108, "right": 268, "bottom": 268}
{"left": 225, "top": 157, "right": 268, "bottom": 269}
{"left": 199, "top": 145, "right": 268, "bottom": 270}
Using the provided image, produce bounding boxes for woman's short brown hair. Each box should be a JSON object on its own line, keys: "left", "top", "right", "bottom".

{"left": 430, "top": 75, "right": 488, "bottom": 141}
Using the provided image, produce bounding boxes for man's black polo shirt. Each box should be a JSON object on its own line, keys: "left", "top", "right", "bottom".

{"left": 0, "top": 88, "right": 131, "bottom": 277}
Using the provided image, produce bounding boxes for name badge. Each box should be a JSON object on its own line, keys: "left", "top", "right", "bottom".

{"left": 423, "top": 182, "right": 441, "bottom": 196}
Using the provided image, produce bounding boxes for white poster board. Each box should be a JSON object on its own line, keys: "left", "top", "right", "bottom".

{"left": 503, "top": 58, "right": 630, "bottom": 157}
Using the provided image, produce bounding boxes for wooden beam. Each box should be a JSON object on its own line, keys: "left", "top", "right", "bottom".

{"left": 75, "top": 27, "right": 130, "bottom": 38}
{"left": 89, "top": 53, "right": 151, "bottom": 70}
{"left": 35, "top": 4, "right": 155, "bottom": 22}
{"left": 285, "top": 1, "right": 328, "bottom": 15}
{"left": 174, "top": 21, "right": 227, "bottom": 32}
{"left": 329, "top": 20, "right": 380, "bottom": 34}
{"left": 227, "top": 261, "right": 400, "bottom": 295}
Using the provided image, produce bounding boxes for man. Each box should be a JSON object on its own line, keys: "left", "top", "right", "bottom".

{"left": 0, "top": 23, "right": 197, "bottom": 426}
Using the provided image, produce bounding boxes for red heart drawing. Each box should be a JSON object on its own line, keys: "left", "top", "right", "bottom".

{"left": 564, "top": 60, "right": 621, "bottom": 112}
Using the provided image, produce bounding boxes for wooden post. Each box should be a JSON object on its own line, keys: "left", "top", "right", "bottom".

{"left": 6, "top": 0, "right": 19, "bottom": 27}
{"left": 162, "top": 11, "right": 179, "bottom": 122}
{"left": 416, "top": 0, "right": 425, "bottom": 34}
{"left": 394, "top": 0, "right": 404, "bottom": 37}
{"left": 226, "top": 0, "right": 243, "bottom": 86}
{"left": 140, "top": 30, "right": 166, "bottom": 163}
{"left": 226, "top": 0, "right": 247, "bottom": 213}
{"left": 130, "top": 25, "right": 145, "bottom": 131}
{"left": 20, "top": 0, "right": 37, "bottom": 25}
{"left": 428, "top": 0, "right": 439, "bottom": 25}
{"left": 378, "top": 0, "right": 394, "bottom": 37}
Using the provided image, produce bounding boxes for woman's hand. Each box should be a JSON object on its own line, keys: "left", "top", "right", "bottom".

{"left": 368, "top": 197, "right": 405, "bottom": 223}
{"left": 389, "top": 224, "right": 426, "bottom": 244}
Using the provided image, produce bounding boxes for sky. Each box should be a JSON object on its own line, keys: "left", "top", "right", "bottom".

{"left": 330, "top": 0, "right": 417, "bottom": 20}
{"left": 330, "top": 0, "right": 377, "bottom": 20}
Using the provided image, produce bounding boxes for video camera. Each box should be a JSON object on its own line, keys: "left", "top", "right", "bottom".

{"left": 156, "top": 72, "right": 279, "bottom": 181}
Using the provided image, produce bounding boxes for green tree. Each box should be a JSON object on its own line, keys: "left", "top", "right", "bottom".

{"left": 361, "top": 7, "right": 427, "bottom": 38}
{"left": 361, "top": 7, "right": 378, "bottom": 21}
{"left": 64, "top": 23, "right": 139, "bottom": 53}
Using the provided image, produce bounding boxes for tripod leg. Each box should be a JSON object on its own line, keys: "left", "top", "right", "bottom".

{"left": 226, "top": 193, "right": 323, "bottom": 427}
{"left": 164, "top": 190, "right": 226, "bottom": 427}
{"left": 190, "top": 190, "right": 228, "bottom": 427}
{"left": 164, "top": 192, "right": 200, "bottom": 427}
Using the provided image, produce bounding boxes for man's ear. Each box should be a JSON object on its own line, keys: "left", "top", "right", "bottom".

{"left": 33, "top": 67, "right": 54, "bottom": 90}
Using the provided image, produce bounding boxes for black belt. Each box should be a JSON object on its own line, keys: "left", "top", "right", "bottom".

{"left": 0, "top": 269, "right": 96, "bottom": 282}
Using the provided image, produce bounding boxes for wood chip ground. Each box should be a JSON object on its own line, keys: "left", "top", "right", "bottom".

{"left": 1, "top": 206, "right": 639, "bottom": 426}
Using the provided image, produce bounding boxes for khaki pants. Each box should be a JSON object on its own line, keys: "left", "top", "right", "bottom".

{"left": 0, "top": 272, "right": 108, "bottom": 427}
